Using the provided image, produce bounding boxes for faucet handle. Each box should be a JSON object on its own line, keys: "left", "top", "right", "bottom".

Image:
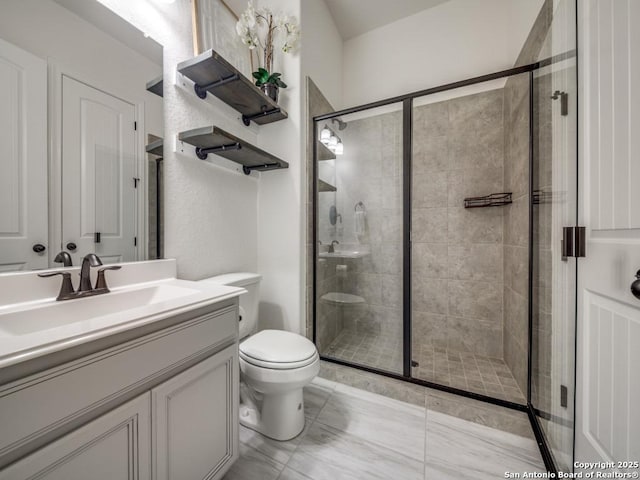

{"left": 38, "top": 271, "right": 76, "bottom": 300}
{"left": 95, "top": 266, "right": 121, "bottom": 292}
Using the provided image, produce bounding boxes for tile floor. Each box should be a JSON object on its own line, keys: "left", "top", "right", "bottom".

{"left": 324, "top": 331, "right": 526, "bottom": 404}
{"left": 412, "top": 346, "right": 526, "bottom": 403}
{"left": 222, "top": 378, "right": 545, "bottom": 480}
{"left": 323, "top": 330, "right": 403, "bottom": 373}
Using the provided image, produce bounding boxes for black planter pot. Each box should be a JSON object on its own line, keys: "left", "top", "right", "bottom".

{"left": 260, "top": 83, "right": 279, "bottom": 103}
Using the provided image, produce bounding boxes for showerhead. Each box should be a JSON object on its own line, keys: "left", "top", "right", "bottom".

{"left": 332, "top": 117, "right": 347, "bottom": 130}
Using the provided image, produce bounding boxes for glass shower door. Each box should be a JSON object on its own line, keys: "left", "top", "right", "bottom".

{"left": 531, "top": 0, "right": 577, "bottom": 471}
{"left": 314, "top": 104, "right": 404, "bottom": 375}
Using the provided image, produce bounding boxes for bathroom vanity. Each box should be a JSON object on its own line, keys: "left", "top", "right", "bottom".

{"left": 0, "top": 260, "right": 243, "bottom": 480}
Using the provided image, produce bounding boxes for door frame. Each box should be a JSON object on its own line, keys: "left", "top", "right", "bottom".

{"left": 48, "top": 63, "right": 146, "bottom": 265}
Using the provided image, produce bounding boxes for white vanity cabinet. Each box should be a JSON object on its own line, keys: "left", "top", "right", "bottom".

{"left": 0, "top": 393, "right": 151, "bottom": 480}
{"left": 0, "top": 300, "right": 240, "bottom": 480}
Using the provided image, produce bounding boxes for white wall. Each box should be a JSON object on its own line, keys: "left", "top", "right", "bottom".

{"left": 255, "top": 0, "right": 305, "bottom": 334}
{"left": 99, "top": 0, "right": 308, "bottom": 335}
{"left": 507, "top": 0, "right": 547, "bottom": 63}
{"left": 97, "top": 0, "right": 260, "bottom": 280}
{"left": 301, "top": 0, "right": 343, "bottom": 109}
{"left": 341, "top": 0, "right": 544, "bottom": 108}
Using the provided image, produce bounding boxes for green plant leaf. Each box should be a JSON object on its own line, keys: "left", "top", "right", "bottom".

{"left": 252, "top": 68, "right": 271, "bottom": 86}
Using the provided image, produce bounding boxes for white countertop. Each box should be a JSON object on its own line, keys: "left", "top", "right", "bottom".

{"left": 0, "top": 261, "right": 244, "bottom": 370}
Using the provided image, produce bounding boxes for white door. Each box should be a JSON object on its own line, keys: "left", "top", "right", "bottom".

{"left": 62, "top": 75, "right": 137, "bottom": 265}
{"left": 152, "top": 346, "right": 239, "bottom": 480}
{"left": 0, "top": 393, "right": 151, "bottom": 480}
{"left": 0, "top": 38, "right": 48, "bottom": 271}
{"left": 576, "top": 0, "right": 640, "bottom": 473}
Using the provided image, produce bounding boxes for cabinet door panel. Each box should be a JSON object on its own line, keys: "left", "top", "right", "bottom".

{"left": 152, "top": 345, "right": 238, "bottom": 480}
{"left": 0, "top": 394, "right": 150, "bottom": 480}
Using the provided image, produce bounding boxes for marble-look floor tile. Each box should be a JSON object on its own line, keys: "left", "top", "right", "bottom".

{"left": 304, "top": 377, "right": 336, "bottom": 419}
{"left": 222, "top": 443, "right": 284, "bottom": 480}
{"left": 425, "top": 410, "right": 545, "bottom": 479}
{"left": 426, "top": 388, "right": 533, "bottom": 438}
{"left": 239, "top": 420, "right": 310, "bottom": 466}
{"left": 287, "top": 422, "right": 423, "bottom": 480}
{"left": 315, "top": 383, "right": 426, "bottom": 461}
{"left": 277, "top": 467, "right": 314, "bottom": 480}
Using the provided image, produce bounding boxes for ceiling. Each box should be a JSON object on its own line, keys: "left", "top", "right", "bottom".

{"left": 324, "top": 0, "right": 451, "bottom": 40}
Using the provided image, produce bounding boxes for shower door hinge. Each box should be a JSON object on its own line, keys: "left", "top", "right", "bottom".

{"left": 560, "top": 384, "right": 568, "bottom": 408}
{"left": 561, "top": 226, "right": 586, "bottom": 261}
{"left": 551, "top": 90, "right": 569, "bottom": 116}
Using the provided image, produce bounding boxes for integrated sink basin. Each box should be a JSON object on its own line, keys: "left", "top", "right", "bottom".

{"left": 0, "top": 283, "right": 199, "bottom": 336}
{"left": 0, "top": 261, "right": 245, "bottom": 370}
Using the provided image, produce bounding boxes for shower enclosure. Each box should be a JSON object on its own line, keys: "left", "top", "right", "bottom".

{"left": 311, "top": 2, "right": 577, "bottom": 472}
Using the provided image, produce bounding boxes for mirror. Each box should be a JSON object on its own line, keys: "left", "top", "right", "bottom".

{"left": 0, "top": 0, "right": 164, "bottom": 272}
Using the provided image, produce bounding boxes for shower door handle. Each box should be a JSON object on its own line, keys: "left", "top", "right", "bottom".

{"left": 561, "top": 226, "right": 586, "bottom": 260}
{"left": 631, "top": 270, "right": 640, "bottom": 300}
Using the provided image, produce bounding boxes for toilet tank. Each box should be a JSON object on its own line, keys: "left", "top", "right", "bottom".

{"left": 199, "top": 272, "right": 261, "bottom": 339}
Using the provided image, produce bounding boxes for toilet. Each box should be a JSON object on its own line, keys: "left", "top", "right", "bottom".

{"left": 201, "top": 273, "right": 320, "bottom": 441}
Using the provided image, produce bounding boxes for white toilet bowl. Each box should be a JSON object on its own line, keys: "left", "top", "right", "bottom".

{"left": 238, "top": 329, "right": 320, "bottom": 441}
{"left": 199, "top": 271, "right": 320, "bottom": 442}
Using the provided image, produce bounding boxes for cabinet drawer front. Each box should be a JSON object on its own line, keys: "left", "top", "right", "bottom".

{"left": 0, "top": 306, "right": 237, "bottom": 458}
{"left": 0, "top": 393, "right": 151, "bottom": 480}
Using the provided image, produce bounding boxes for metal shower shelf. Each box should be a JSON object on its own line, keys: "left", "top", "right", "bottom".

{"left": 464, "top": 192, "right": 512, "bottom": 208}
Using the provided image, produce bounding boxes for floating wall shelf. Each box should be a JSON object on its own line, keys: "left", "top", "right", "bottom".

{"left": 146, "top": 75, "right": 163, "bottom": 97}
{"left": 178, "top": 126, "right": 288, "bottom": 175}
{"left": 177, "top": 49, "right": 288, "bottom": 127}
{"left": 318, "top": 179, "right": 336, "bottom": 192}
{"left": 146, "top": 139, "right": 164, "bottom": 157}
{"left": 317, "top": 141, "right": 336, "bottom": 161}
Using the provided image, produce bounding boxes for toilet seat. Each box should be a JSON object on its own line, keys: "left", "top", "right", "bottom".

{"left": 240, "top": 330, "right": 318, "bottom": 370}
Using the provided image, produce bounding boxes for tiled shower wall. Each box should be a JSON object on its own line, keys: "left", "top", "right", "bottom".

{"left": 411, "top": 90, "right": 506, "bottom": 360}
{"left": 332, "top": 111, "right": 403, "bottom": 344}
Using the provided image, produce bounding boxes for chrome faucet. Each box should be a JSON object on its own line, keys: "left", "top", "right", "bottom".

{"left": 328, "top": 240, "right": 340, "bottom": 253}
{"left": 39, "top": 253, "right": 121, "bottom": 301}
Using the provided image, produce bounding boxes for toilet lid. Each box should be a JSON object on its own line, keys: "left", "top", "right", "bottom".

{"left": 239, "top": 330, "right": 317, "bottom": 366}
